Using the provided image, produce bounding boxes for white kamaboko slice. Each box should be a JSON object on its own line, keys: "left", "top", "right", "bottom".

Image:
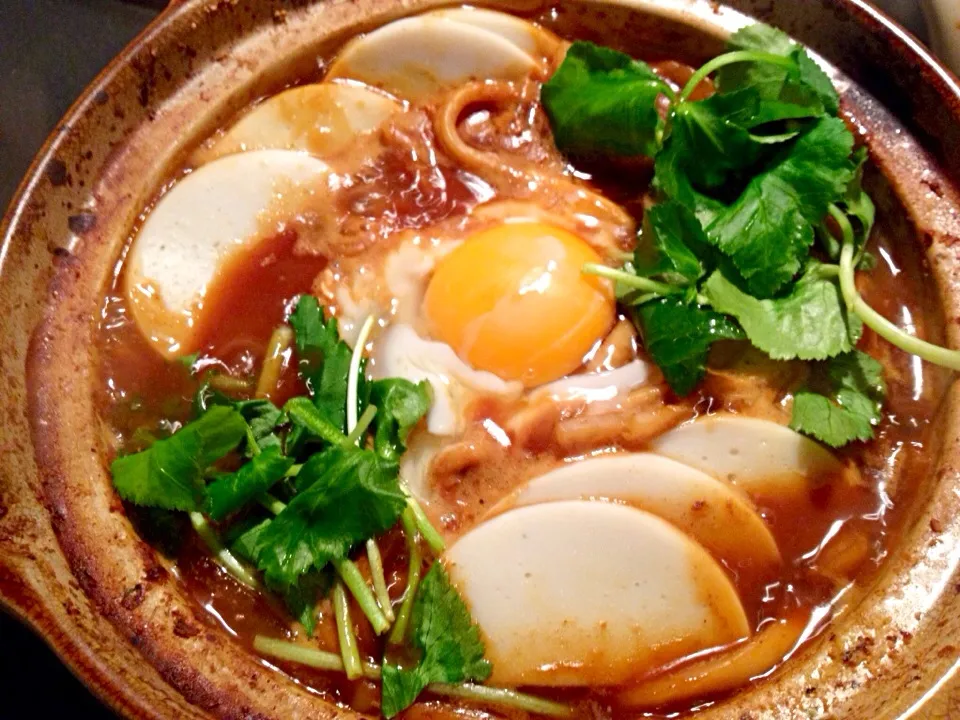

{"left": 372, "top": 324, "right": 523, "bottom": 436}
{"left": 126, "top": 150, "right": 329, "bottom": 358}
{"left": 192, "top": 84, "right": 400, "bottom": 165}
{"left": 445, "top": 501, "right": 750, "bottom": 687}
{"left": 650, "top": 415, "right": 846, "bottom": 496}
{"left": 327, "top": 16, "right": 537, "bottom": 101}
{"left": 430, "top": 7, "right": 560, "bottom": 56}
{"left": 494, "top": 453, "right": 780, "bottom": 569}
{"left": 618, "top": 614, "right": 808, "bottom": 708}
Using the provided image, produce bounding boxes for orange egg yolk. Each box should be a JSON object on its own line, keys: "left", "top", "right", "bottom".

{"left": 423, "top": 221, "right": 615, "bottom": 387}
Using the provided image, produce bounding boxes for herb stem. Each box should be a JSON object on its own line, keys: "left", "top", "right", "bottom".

{"left": 285, "top": 397, "right": 347, "bottom": 445}
{"left": 257, "top": 493, "right": 287, "bottom": 516}
{"left": 334, "top": 558, "right": 390, "bottom": 635}
{"left": 255, "top": 325, "right": 293, "bottom": 399}
{"left": 838, "top": 238, "right": 858, "bottom": 312}
{"left": 815, "top": 264, "right": 840, "bottom": 279}
{"left": 837, "top": 234, "right": 960, "bottom": 370}
{"left": 677, "top": 50, "right": 797, "bottom": 103}
{"left": 189, "top": 512, "right": 260, "bottom": 589}
{"left": 252, "top": 637, "right": 572, "bottom": 717}
{"left": 403, "top": 492, "right": 446, "bottom": 555}
{"left": 583, "top": 263, "right": 677, "bottom": 295}
{"left": 208, "top": 374, "right": 253, "bottom": 393}
{"left": 365, "top": 538, "right": 396, "bottom": 623}
{"left": 343, "top": 404, "right": 377, "bottom": 447}
{"left": 347, "top": 315, "right": 377, "bottom": 437}
{"left": 388, "top": 509, "right": 423, "bottom": 645}
{"left": 333, "top": 579, "right": 363, "bottom": 680}
{"left": 583, "top": 263, "right": 710, "bottom": 306}
{"left": 430, "top": 683, "right": 573, "bottom": 717}
{"left": 254, "top": 636, "right": 380, "bottom": 678}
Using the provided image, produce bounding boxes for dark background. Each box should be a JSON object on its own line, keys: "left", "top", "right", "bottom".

{"left": 1, "top": 5, "right": 162, "bottom": 716}
{"left": 0, "top": 0, "right": 932, "bottom": 718}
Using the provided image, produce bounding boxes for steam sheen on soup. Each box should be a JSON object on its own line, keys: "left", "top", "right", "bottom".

{"left": 97, "top": 7, "right": 948, "bottom": 719}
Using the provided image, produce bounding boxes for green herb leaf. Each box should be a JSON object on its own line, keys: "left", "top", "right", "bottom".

{"left": 633, "top": 297, "right": 744, "bottom": 395}
{"left": 205, "top": 446, "right": 294, "bottom": 521}
{"left": 111, "top": 406, "right": 247, "bottom": 511}
{"left": 289, "top": 295, "right": 353, "bottom": 433}
{"left": 717, "top": 24, "right": 838, "bottom": 116}
{"left": 668, "top": 89, "right": 765, "bottom": 189}
{"left": 653, "top": 140, "right": 727, "bottom": 226}
{"left": 368, "top": 379, "right": 432, "bottom": 462}
{"left": 541, "top": 41, "right": 665, "bottom": 158}
{"left": 634, "top": 201, "right": 711, "bottom": 284}
{"left": 705, "top": 116, "right": 855, "bottom": 297}
{"left": 195, "top": 384, "right": 285, "bottom": 455}
{"left": 247, "top": 446, "right": 405, "bottom": 589}
{"left": 790, "top": 350, "right": 886, "bottom": 446}
{"left": 702, "top": 267, "right": 860, "bottom": 361}
{"left": 231, "top": 519, "right": 331, "bottom": 636}
{"left": 381, "top": 562, "right": 491, "bottom": 718}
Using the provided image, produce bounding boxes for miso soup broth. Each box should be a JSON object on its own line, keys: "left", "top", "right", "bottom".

{"left": 97, "top": 6, "right": 950, "bottom": 718}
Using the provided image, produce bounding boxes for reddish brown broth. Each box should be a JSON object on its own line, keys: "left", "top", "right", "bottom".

{"left": 95, "top": 42, "right": 948, "bottom": 720}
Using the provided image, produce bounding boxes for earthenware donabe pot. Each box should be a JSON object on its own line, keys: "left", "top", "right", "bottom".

{"left": 3, "top": 1, "right": 960, "bottom": 718}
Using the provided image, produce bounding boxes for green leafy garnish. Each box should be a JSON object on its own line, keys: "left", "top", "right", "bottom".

{"left": 537, "top": 24, "right": 935, "bottom": 448}
{"left": 205, "top": 446, "right": 294, "bottom": 521}
{"left": 111, "top": 406, "right": 247, "bottom": 511}
{"left": 232, "top": 518, "right": 331, "bottom": 635}
{"left": 666, "top": 89, "right": 767, "bottom": 190}
{"left": 195, "top": 384, "right": 285, "bottom": 455}
{"left": 703, "top": 116, "right": 855, "bottom": 297}
{"left": 790, "top": 350, "right": 886, "bottom": 446}
{"left": 633, "top": 201, "right": 711, "bottom": 285}
{"left": 289, "top": 295, "right": 353, "bottom": 432}
{"left": 367, "top": 379, "right": 432, "bottom": 462}
{"left": 633, "top": 297, "right": 744, "bottom": 395}
{"left": 716, "top": 24, "right": 838, "bottom": 115}
{"left": 541, "top": 41, "right": 667, "bottom": 158}
{"left": 381, "top": 562, "right": 491, "bottom": 718}
{"left": 702, "top": 267, "right": 860, "bottom": 361}
{"left": 246, "top": 446, "right": 405, "bottom": 590}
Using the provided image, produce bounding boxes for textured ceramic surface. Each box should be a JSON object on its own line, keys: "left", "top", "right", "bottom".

{"left": 3, "top": 1, "right": 960, "bottom": 718}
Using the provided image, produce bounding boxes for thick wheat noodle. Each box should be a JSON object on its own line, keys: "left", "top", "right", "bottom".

{"left": 435, "top": 81, "right": 635, "bottom": 231}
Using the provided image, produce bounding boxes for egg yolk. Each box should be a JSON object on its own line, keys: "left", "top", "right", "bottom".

{"left": 423, "top": 221, "right": 615, "bottom": 387}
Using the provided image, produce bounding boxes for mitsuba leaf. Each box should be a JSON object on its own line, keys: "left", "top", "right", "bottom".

{"left": 195, "top": 384, "right": 285, "bottom": 455}
{"left": 717, "top": 24, "right": 838, "bottom": 116}
{"left": 205, "top": 446, "right": 294, "bottom": 521}
{"left": 381, "top": 563, "right": 491, "bottom": 718}
{"left": 634, "top": 200, "right": 712, "bottom": 285}
{"left": 111, "top": 406, "right": 247, "bottom": 512}
{"left": 667, "top": 89, "right": 766, "bottom": 189}
{"left": 289, "top": 295, "right": 352, "bottom": 433}
{"left": 368, "top": 379, "right": 432, "bottom": 462}
{"left": 248, "top": 445, "right": 405, "bottom": 589}
{"left": 790, "top": 350, "right": 886, "bottom": 447}
{"left": 633, "top": 297, "right": 744, "bottom": 395}
{"left": 231, "top": 518, "right": 331, "bottom": 636}
{"left": 705, "top": 116, "right": 855, "bottom": 297}
{"left": 541, "top": 41, "right": 665, "bottom": 158}
{"left": 702, "top": 267, "right": 860, "bottom": 361}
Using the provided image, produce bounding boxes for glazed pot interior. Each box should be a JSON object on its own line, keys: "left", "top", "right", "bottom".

{"left": 3, "top": 1, "right": 960, "bottom": 719}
